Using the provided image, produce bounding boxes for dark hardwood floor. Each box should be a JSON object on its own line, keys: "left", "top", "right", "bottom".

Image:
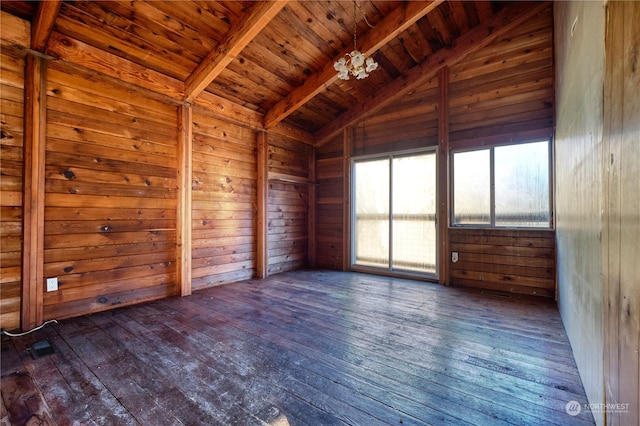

{"left": 1, "top": 270, "right": 594, "bottom": 425}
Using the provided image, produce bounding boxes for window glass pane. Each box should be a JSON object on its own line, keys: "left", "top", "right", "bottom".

{"left": 354, "top": 159, "right": 389, "bottom": 268}
{"left": 453, "top": 150, "right": 491, "bottom": 225}
{"left": 495, "top": 141, "right": 549, "bottom": 227}
{"left": 392, "top": 153, "right": 437, "bottom": 274}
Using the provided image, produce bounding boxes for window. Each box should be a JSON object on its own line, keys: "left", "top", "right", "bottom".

{"left": 452, "top": 140, "right": 552, "bottom": 228}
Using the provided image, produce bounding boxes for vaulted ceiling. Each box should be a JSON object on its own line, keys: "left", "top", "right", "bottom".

{"left": 1, "top": 0, "right": 544, "bottom": 144}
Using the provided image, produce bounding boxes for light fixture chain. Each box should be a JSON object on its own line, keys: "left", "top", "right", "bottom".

{"left": 353, "top": 1, "right": 358, "bottom": 52}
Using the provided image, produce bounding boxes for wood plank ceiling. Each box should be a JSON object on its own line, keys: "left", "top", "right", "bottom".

{"left": 1, "top": 0, "right": 514, "bottom": 143}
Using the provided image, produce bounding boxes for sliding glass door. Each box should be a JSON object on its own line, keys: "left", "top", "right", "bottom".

{"left": 352, "top": 150, "right": 437, "bottom": 277}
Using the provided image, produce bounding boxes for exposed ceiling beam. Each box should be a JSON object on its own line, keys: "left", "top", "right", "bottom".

{"left": 263, "top": 0, "right": 444, "bottom": 130}
{"left": 31, "top": 0, "right": 61, "bottom": 51}
{"left": 314, "top": 1, "right": 550, "bottom": 146}
{"left": 184, "top": 0, "right": 287, "bottom": 102}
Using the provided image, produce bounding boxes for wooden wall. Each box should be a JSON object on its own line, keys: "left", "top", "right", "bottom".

{"left": 448, "top": 5, "right": 554, "bottom": 144}
{"left": 190, "top": 117, "right": 314, "bottom": 288}
{"left": 267, "top": 134, "right": 312, "bottom": 274}
{"left": 191, "top": 112, "right": 257, "bottom": 290}
{"left": 602, "top": 2, "right": 639, "bottom": 423}
{"left": 315, "top": 134, "right": 345, "bottom": 270}
{"left": 554, "top": 2, "right": 606, "bottom": 423}
{"left": 556, "top": 1, "right": 640, "bottom": 424}
{"left": 43, "top": 62, "right": 179, "bottom": 320}
{"left": 315, "top": 3, "right": 555, "bottom": 297}
{"left": 449, "top": 229, "right": 555, "bottom": 298}
{"left": 0, "top": 49, "right": 26, "bottom": 330}
{"left": 352, "top": 77, "right": 439, "bottom": 156}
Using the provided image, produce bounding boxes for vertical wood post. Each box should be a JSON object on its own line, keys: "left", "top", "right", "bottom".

{"left": 307, "top": 148, "right": 316, "bottom": 268}
{"left": 21, "top": 54, "right": 46, "bottom": 330}
{"left": 177, "top": 104, "right": 193, "bottom": 296}
{"left": 342, "top": 128, "right": 352, "bottom": 271}
{"left": 256, "top": 131, "right": 269, "bottom": 279}
{"left": 437, "top": 67, "right": 450, "bottom": 285}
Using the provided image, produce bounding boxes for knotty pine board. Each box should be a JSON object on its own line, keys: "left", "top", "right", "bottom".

{"left": 450, "top": 228, "right": 556, "bottom": 297}
{"left": 0, "top": 48, "right": 26, "bottom": 330}
{"left": 191, "top": 111, "right": 257, "bottom": 290}
{"left": 42, "top": 61, "right": 178, "bottom": 321}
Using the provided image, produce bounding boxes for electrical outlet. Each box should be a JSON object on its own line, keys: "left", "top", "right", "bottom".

{"left": 46, "top": 277, "right": 58, "bottom": 292}
{"left": 451, "top": 252, "right": 459, "bottom": 263}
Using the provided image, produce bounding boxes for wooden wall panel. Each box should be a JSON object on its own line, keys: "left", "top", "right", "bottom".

{"left": 448, "top": 4, "right": 554, "bottom": 144}
{"left": 0, "top": 49, "right": 26, "bottom": 330}
{"left": 603, "top": 2, "right": 640, "bottom": 424}
{"left": 352, "top": 78, "right": 439, "bottom": 156}
{"left": 267, "top": 181, "right": 308, "bottom": 273}
{"left": 42, "top": 62, "right": 178, "bottom": 320}
{"left": 191, "top": 112, "right": 257, "bottom": 289}
{"left": 554, "top": 2, "right": 606, "bottom": 422}
{"left": 449, "top": 228, "right": 556, "bottom": 298}
{"left": 267, "top": 134, "right": 312, "bottom": 274}
{"left": 315, "top": 135, "right": 344, "bottom": 269}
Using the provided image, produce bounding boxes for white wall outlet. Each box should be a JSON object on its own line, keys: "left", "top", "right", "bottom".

{"left": 451, "top": 252, "right": 459, "bottom": 263}
{"left": 46, "top": 277, "right": 58, "bottom": 292}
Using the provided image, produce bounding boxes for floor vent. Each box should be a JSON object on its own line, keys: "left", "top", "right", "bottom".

{"left": 28, "top": 339, "right": 55, "bottom": 359}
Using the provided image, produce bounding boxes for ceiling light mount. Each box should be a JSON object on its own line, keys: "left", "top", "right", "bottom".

{"left": 334, "top": 2, "right": 378, "bottom": 80}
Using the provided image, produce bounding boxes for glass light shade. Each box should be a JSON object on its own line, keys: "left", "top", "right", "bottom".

{"left": 334, "top": 50, "right": 378, "bottom": 81}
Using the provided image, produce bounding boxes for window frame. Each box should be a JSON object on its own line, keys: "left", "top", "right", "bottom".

{"left": 350, "top": 147, "right": 439, "bottom": 279}
{"left": 450, "top": 138, "right": 554, "bottom": 230}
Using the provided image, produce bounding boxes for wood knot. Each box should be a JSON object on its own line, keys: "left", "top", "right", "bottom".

{"left": 100, "top": 225, "right": 112, "bottom": 232}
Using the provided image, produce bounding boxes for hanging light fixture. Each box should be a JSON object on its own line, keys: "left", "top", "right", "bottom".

{"left": 334, "top": 2, "right": 378, "bottom": 80}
